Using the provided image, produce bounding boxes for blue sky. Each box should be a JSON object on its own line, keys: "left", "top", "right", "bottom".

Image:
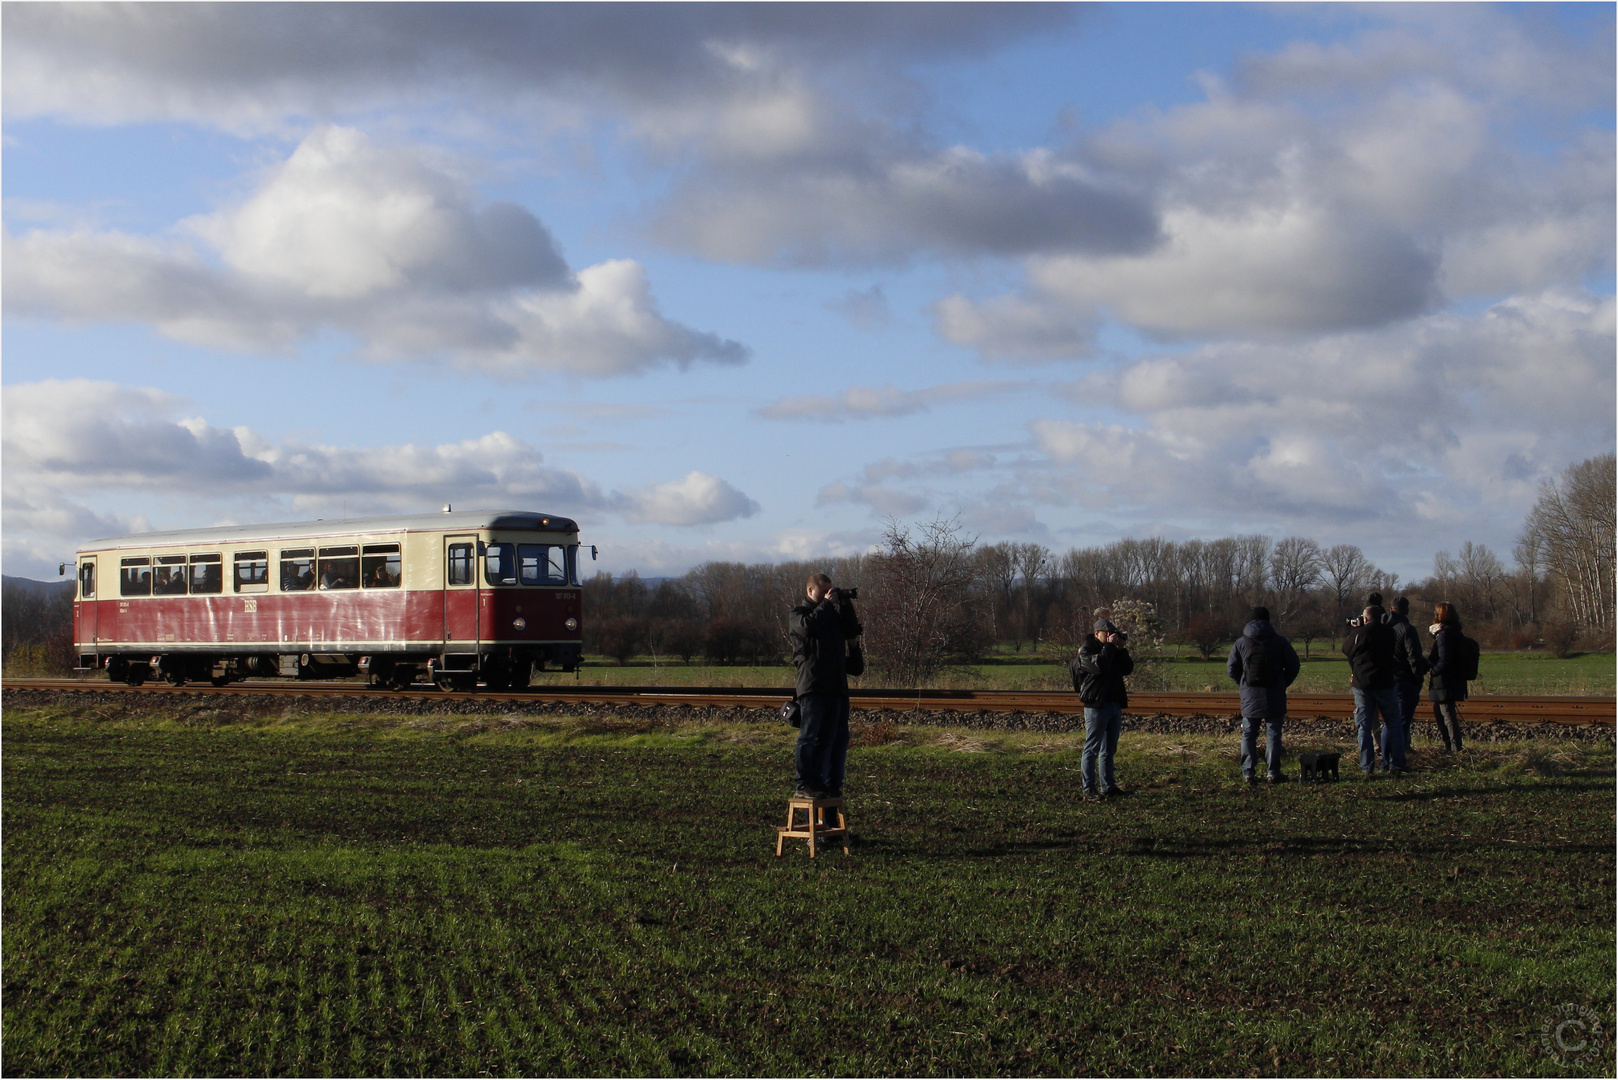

{"left": 3, "top": 3, "right": 1613, "bottom": 582}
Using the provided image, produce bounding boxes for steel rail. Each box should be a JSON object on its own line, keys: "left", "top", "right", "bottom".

{"left": 3, "top": 678, "right": 1611, "bottom": 725}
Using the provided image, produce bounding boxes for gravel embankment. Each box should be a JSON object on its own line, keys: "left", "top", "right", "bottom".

{"left": 4, "top": 687, "right": 1611, "bottom": 743}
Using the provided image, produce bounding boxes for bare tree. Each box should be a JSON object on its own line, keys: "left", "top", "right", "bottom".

{"left": 1522, "top": 454, "right": 1616, "bottom": 630}
{"left": 864, "top": 517, "right": 988, "bottom": 686}
{"left": 1269, "top": 537, "right": 1324, "bottom": 621}
{"left": 1321, "top": 544, "right": 1371, "bottom": 617}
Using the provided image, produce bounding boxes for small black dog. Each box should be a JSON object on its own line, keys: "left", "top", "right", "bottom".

{"left": 1297, "top": 752, "right": 1341, "bottom": 783}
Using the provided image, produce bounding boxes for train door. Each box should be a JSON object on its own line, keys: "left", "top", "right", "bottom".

{"left": 75, "top": 556, "right": 99, "bottom": 647}
{"left": 442, "top": 536, "right": 479, "bottom": 645}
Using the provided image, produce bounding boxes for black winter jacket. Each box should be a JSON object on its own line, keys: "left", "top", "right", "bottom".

{"left": 1070, "top": 636, "right": 1134, "bottom": 708}
{"left": 1427, "top": 623, "right": 1469, "bottom": 703}
{"left": 1384, "top": 611, "right": 1429, "bottom": 683}
{"left": 789, "top": 596, "right": 862, "bottom": 697}
{"left": 1342, "top": 605, "right": 1397, "bottom": 691}
{"left": 1225, "top": 619, "right": 1301, "bottom": 720}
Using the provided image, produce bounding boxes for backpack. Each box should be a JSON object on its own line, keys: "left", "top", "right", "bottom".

{"left": 1242, "top": 637, "right": 1272, "bottom": 687}
{"left": 1456, "top": 634, "right": 1481, "bottom": 681}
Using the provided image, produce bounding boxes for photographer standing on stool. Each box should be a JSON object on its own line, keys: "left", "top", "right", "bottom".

{"left": 1070, "top": 618, "right": 1134, "bottom": 799}
{"left": 788, "top": 574, "right": 862, "bottom": 799}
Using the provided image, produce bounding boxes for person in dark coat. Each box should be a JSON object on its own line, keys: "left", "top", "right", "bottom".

{"left": 1384, "top": 597, "right": 1429, "bottom": 771}
{"left": 788, "top": 573, "right": 862, "bottom": 798}
{"left": 1226, "top": 606, "right": 1302, "bottom": 784}
{"left": 1070, "top": 618, "right": 1134, "bottom": 798}
{"left": 1342, "top": 597, "right": 1400, "bottom": 776}
{"left": 1426, "top": 600, "right": 1468, "bottom": 752}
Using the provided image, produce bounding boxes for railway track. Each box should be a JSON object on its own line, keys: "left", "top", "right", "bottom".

{"left": 4, "top": 678, "right": 1612, "bottom": 726}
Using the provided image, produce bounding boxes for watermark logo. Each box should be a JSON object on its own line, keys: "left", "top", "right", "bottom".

{"left": 1540, "top": 1003, "right": 1610, "bottom": 1070}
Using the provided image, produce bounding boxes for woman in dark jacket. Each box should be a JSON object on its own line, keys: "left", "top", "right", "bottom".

{"left": 1427, "top": 601, "right": 1467, "bottom": 752}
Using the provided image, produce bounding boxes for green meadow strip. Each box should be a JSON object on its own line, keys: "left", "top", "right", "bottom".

{"left": 3, "top": 707, "right": 1612, "bottom": 1076}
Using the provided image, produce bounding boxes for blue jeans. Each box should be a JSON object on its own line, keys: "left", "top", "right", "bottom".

{"left": 1353, "top": 686, "right": 1400, "bottom": 774}
{"left": 1387, "top": 679, "right": 1420, "bottom": 770}
{"left": 1241, "top": 715, "right": 1284, "bottom": 778}
{"left": 1082, "top": 703, "right": 1123, "bottom": 793}
{"left": 795, "top": 692, "right": 850, "bottom": 794}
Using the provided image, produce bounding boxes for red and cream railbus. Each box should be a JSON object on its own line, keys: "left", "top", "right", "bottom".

{"left": 70, "top": 510, "right": 587, "bottom": 689}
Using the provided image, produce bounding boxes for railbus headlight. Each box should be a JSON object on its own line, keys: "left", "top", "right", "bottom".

{"left": 564, "top": 618, "right": 578, "bottom": 631}
{"left": 512, "top": 617, "right": 526, "bottom": 631}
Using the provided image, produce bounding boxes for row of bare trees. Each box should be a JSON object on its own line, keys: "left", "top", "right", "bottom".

{"left": 583, "top": 455, "right": 1614, "bottom": 674}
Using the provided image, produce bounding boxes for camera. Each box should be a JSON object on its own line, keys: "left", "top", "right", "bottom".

{"left": 839, "top": 586, "right": 859, "bottom": 600}
{"left": 1347, "top": 616, "right": 1362, "bottom": 628}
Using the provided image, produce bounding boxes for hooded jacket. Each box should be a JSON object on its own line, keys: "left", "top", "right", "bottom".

{"left": 1071, "top": 635, "right": 1134, "bottom": 708}
{"left": 1225, "top": 619, "right": 1302, "bottom": 720}
{"left": 1384, "top": 610, "right": 1429, "bottom": 683}
{"left": 1342, "top": 605, "right": 1397, "bottom": 691}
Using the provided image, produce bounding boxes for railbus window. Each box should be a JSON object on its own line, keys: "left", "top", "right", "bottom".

{"left": 235, "top": 551, "right": 269, "bottom": 592}
{"left": 484, "top": 542, "right": 519, "bottom": 586}
{"left": 120, "top": 557, "right": 151, "bottom": 597}
{"left": 447, "top": 543, "right": 475, "bottom": 586}
{"left": 153, "top": 556, "right": 188, "bottom": 595}
{"left": 567, "top": 545, "right": 581, "bottom": 586}
{"left": 362, "top": 544, "right": 401, "bottom": 588}
{"left": 189, "top": 553, "right": 223, "bottom": 595}
{"left": 318, "top": 546, "right": 360, "bottom": 590}
{"left": 517, "top": 544, "right": 567, "bottom": 585}
{"left": 79, "top": 562, "right": 96, "bottom": 599}
{"left": 281, "top": 549, "right": 316, "bottom": 591}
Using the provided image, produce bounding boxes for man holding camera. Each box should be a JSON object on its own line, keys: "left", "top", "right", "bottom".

{"left": 1070, "top": 618, "right": 1135, "bottom": 799}
{"left": 1342, "top": 596, "right": 1401, "bottom": 777}
{"left": 788, "top": 574, "right": 862, "bottom": 799}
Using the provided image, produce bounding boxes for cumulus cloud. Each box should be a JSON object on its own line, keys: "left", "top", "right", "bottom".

{"left": 622, "top": 472, "right": 761, "bottom": 527}
{"left": 755, "top": 380, "right": 1026, "bottom": 422}
{"left": 651, "top": 146, "right": 1159, "bottom": 267}
{"left": 1, "top": 380, "right": 764, "bottom": 574}
{"left": 3, "top": 127, "right": 748, "bottom": 376}
{"left": 2, "top": 5, "right": 1070, "bottom": 130}
{"left": 934, "top": 14, "right": 1612, "bottom": 356}
{"left": 1024, "top": 290, "right": 1615, "bottom": 533}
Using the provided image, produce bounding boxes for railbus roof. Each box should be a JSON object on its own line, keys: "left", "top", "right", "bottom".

{"left": 78, "top": 510, "right": 579, "bottom": 552}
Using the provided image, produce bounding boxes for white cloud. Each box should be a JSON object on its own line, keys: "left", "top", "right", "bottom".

{"left": 189, "top": 126, "right": 569, "bottom": 299}
{"left": 621, "top": 472, "right": 761, "bottom": 527}
{"left": 3, "top": 127, "right": 748, "bottom": 378}
{"left": 1023, "top": 290, "right": 1615, "bottom": 536}
{"left": 1, "top": 380, "right": 765, "bottom": 575}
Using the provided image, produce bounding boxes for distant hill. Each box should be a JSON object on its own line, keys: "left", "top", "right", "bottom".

{"left": 3, "top": 576, "right": 75, "bottom": 597}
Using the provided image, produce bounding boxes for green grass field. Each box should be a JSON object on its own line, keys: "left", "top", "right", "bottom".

{"left": 4, "top": 705, "right": 1613, "bottom": 1076}
{"left": 539, "top": 649, "right": 1617, "bottom": 696}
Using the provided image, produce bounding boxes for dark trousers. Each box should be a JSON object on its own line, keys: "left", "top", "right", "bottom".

{"left": 795, "top": 692, "right": 850, "bottom": 794}
{"left": 1433, "top": 700, "right": 1463, "bottom": 751}
{"left": 1386, "top": 679, "right": 1421, "bottom": 770}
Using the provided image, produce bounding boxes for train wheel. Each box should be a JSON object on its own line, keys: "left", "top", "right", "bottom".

{"left": 389, "top": 666, "right": 417, "bottom": 691}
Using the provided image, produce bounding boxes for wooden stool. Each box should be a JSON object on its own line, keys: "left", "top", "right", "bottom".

{"left": 776, "top": 796, "right": 849, "bottom": 857}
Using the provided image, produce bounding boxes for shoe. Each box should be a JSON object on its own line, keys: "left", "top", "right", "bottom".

{"left": 792, "top": 786, "right": 826, "bottom": 800}
{"left": 1244, "top": 775, "right": 1258, "bottom": 786}
{"left": 1362, "top": 770, "right": 1374, "bottom": 779}
{"left": 1081, "top": 788, "right": 1100, "bottom": 801}
{"left": 1267, "top": 773, "right": 1286, "bottom": 784}
{"left": 1102, "top": 786, "right": 1129, "bottom": 798}
{"left": 826, "top": 788, "right": 843, "bottom": 800}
